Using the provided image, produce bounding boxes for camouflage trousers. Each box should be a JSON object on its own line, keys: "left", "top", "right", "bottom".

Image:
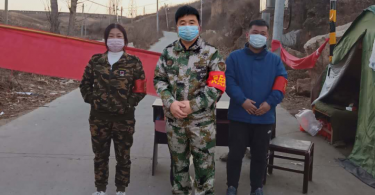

{"left": 89, "top": 115, "right": 135, "bottom": 192}
{"left": 167, "top": 118, "right": 216, "bottom": 195}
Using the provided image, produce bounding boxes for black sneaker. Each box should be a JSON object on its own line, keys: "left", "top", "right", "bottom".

{"left": 250, "top": 188, "right": 264, "bottom": 195}
{"left": 227, "top": 186, "right": 237, "bottom": 195}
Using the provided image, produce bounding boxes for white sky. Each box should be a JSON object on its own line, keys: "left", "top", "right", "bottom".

{"left": 0, "top": 0, "right": 197, "bottom": 16}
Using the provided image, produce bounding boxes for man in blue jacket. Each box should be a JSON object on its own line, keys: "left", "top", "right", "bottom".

{"left": 225, "top": 19, "right": 288, "bottom": 195}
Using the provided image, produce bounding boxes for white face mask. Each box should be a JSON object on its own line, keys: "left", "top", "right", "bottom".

{"left": 249, "top": 34, "right": 267, "bottom": 49}
{"left": 107, "top": 39, "right": 125, "bottom": 52}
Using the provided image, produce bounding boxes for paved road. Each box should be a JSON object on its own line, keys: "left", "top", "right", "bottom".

{"left": 0, "top": 32, "right": 373, "bottom": 195}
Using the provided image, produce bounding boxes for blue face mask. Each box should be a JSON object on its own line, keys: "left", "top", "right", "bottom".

{"left": 249, "top": 34, "right": 267, "bottom": 49}
{"left": 178, "top": 26, "right": 199, "bottom": 42}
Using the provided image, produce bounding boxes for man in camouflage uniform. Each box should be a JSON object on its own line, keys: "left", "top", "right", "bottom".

{"left": 154, "top": 6, "right": 226, "bottom": 195}
{"left": 80, "top": 41, "right": 146, "bottom": 194}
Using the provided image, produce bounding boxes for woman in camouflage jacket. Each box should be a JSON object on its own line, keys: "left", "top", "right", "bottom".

{"left": 80, "top": 24, "right": 147, "bottom": 195}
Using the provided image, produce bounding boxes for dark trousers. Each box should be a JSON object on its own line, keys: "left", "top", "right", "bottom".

{"left": 89, "top": 115, "right": 135, "bottom": 192}
{"left": 227, "top": 120, "right": 273, "bottom": 191}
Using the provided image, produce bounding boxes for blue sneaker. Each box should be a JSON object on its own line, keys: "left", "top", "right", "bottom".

{"left": 250, "top": 188, "right": 264, "bottom": 195}
{"left": 227, "top": 186, "right": 237, "bottom": 195}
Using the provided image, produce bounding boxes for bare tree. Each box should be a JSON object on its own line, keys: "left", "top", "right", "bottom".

{"left": 50, "top": 0, "right": 60, "bottom": 33}
{"left": 43, "top": 0, "right": 60, "bottom": 33}
{"left": 67, "top": 0, "right": 78, "bottom": 36}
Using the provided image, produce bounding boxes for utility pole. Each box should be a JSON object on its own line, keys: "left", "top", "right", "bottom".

{"left": 164, "top": 3, "right": 169, "bottom": 29}
{"left": 156, "top": 0, "right": 159, "bottom": 34}
{"left": 4, "top": 0, "right": 8, "bottom": 25}
{"left": 261, "top": 0, "right": 272, "bottom": 26}
{"left": 262, "top": 12, "right": 271, "bottom": 29}
{"left": 121, "top": 6, "right": 123, "bottom": 24}
{"left": 84, "top": 13, "right": 86, "bottom": 37}
{"left": 113, "top": 3, "right": 115, "bottom": 23}
{"left": 129, "top": 0, "right": 137, "bottom": 22}
{"left": 81, "top": 3, "right": 84, "bottom": 37}
{"left": 200, "top": 0, "right": 203, "bottom": 27}
{"left": 144, "top": 6, "right": 145, "bottom": 15}
{"left": 116, "top": 5, "right": 118, "bottom": 23}
{"left": 272, "top": 0, "right": 286, "bottom": 56}
{"left": 108, "top": 7, "right": 111, "bottom": 24}
{"left": 329, "top": 0, "right": 337, "bottom": 62}
{"left": 262, "top": 11, "right": 271, "bottom": 48}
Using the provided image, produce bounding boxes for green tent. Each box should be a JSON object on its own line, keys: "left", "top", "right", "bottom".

{"left": 313, "top": 5, "right": 375, "bottom": 186}
{"left": 344, "top": 5, "right": 375, "bottom": 182}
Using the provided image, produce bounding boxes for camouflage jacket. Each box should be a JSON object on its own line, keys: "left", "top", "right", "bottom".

{"left": 154, "top": 37, "right": 226, "bottom": 122}
{"left": 80, "top": 52, "right": 146, "bottom": 120}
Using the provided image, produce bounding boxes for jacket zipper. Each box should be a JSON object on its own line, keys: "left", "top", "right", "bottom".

{"left": 108, "top": 64, "right": 113, "bottom": 110}
{"left": 250, "top": 57, "right": 254, "bottom": 123}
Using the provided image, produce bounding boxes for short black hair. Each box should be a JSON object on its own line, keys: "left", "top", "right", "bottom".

{"left": 175, "top": 5, "right": 200, "bottom": 24}
{"left": 104, "top": 23, "right": 128, "bottom": 49}
{"left": 249, "top": 19, "right": 269, "bottom": 30}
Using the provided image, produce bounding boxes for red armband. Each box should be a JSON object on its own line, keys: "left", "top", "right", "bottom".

{"left": 207, "top": 71, "right": 226, "bottom": 93}
{"left": 272, "top": 76, "right": 288, "bottom": 94}
{"left": 133, "top": 79, "right": 147, "bottom": 93}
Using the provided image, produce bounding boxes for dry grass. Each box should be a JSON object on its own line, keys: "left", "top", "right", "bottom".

{"left": 0, "top": 68, "right": 79, "bottom": 121}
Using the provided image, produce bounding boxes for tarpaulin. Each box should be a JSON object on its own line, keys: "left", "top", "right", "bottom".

{"left": 271, "top": 38, "right": 329, "bottom": 69}
{"left": 0, "top": 24, "right": 160, "bottom": 96}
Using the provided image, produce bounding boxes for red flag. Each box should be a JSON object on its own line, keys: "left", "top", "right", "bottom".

{"left": 0, "top": 24, "right": 160, "bottom": 96}
{"left": 271, "top": 38, "right": 329, "bottom": 69}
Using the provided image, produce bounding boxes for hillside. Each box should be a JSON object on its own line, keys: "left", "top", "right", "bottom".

{"left": 0, "top": 10, "right": 131, "bottom": 40}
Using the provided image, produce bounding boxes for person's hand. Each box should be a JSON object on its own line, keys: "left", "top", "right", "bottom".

{"left": 170, "top": 101, "right": 188, "bottom": 119}
{"left": 181, "top": 101, "right": 193, "bottom": 115}
{"left": 242, "top": 99, "right": 257, "bottom": 115}
{"left": 255, "top": 102, "right": 271, "bottom": 116}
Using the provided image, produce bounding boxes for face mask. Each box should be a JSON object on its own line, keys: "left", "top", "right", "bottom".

{"left": 107, "top": 38, "right": 125, "bottom": 52}
{"left": 178, "top": 26, "right": 199, "bottom": 42}
{"left": 249, "top": 34, "right": 267, "bottom": 49}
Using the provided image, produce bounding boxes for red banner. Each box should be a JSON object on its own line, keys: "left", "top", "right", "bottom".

{"left": 0, "top": 24, "right": 160, "bottom": 96}
{"left": 271, "top": 38, "right": 329, "bottom": 70}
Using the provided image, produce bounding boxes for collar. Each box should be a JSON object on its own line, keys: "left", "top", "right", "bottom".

{"left": 102, "top": 51, "right": 127, "bottom": 65}
{"left": 174, "top": 37, "right": 203, "bottom": 52}
{"left": 108, "top": 51, "right": 124, "bottom": 56}
{"left": 244, "top": 42, "right": 268, "bottom": 59}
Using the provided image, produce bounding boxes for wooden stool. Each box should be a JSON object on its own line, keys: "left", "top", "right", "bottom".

{"left": 265, "top": 137, "right": 314, "bottom": 194}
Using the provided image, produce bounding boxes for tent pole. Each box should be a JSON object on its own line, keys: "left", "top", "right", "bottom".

{"left": 329, "top": 0, "right": 337, "bottom": 63}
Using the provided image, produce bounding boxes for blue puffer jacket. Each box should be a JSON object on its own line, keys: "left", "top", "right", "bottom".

{"left": 225, "top": 44, "right": 288, "bottom": 124}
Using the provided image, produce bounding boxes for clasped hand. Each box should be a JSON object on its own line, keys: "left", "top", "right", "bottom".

{"left": 170, "top": 101, "right": 193, "bottom": 119}
{"left": 242, "top": 99, "right": 271, "bottom": 116}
